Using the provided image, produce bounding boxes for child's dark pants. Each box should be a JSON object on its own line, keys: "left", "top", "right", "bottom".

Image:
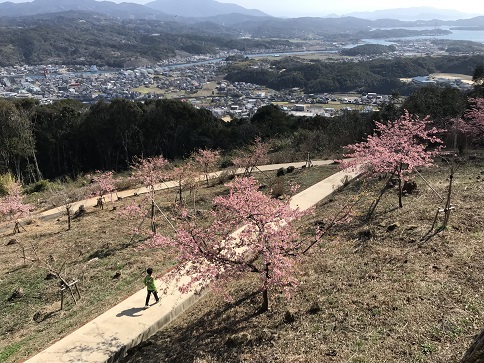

{"left": 145, "top": 290, "right": 159, "bottom": 306}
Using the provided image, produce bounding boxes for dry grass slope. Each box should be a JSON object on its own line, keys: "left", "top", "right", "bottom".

{"left": 0, "top": 165, "right": 338, "bottom": 363}
{"left": 120, "top": 156, "right": 484, "bottom": 363}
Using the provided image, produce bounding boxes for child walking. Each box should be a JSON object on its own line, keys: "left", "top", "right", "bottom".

{"left": 144, "top": 267, "right": 159, "bottom": 307}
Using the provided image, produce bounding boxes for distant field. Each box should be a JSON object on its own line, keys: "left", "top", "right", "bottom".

{"left": 133, "top": 82, "right": 276, "bottom": 101}
{"left": 400, "top": 73, "right": 473, "bottom": 84}
{"left": 250, "top": 52, "right": 348, "bottom": 62}
{"left": 192, "top": 81, "right": 219, "bottom": 97}
{"left": 431, "top": 73, "right": 473, "bottom": 84}
{"left": 293, "top": 53, "right": 350, "bottom": 61}
{"left": 132, "top": 86, "right": 164, "bottom": 95}
{"left": 431, "top": 72, "right": 472, "bottom": 80}
{"left": 133, "top": 82, "right": 219, "bottom": 99}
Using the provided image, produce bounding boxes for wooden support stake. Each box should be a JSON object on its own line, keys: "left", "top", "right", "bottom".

{"left": 60, "top": 280, "right": 80, "bottom": 310}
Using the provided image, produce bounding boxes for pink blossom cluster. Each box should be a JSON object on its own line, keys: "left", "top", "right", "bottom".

{"left": 193, "top": 149, "right": 221, "bottom": 184}
{"left": 88, "top": 170, "right": 116, "bottom": 201}
{"left": 464, "top": 97, "right": 484, "bottom": 141}
{"left": 150, "top": 176, "right": 306, "bottom": 303}
{"left": 232, "top": 137, "right": 270, "bottom": 176}
{"left": 169, "top": 163, "right": 197, "bottom": 200}
{"left": 342, "top": 110, "right": 445, "bottom": 178}
{"left": 0, "top": 182, "right": 32, "bottom": 222}
{"left": 130, "top": 155, "right": 169, "bottom": 191}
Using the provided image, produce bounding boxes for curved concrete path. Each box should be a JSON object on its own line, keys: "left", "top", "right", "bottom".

{"left": 33, "top": 160, "right": 335, "bottom": 222}
{"left": 23, "top": 161, "right": 360, "bottom": 363}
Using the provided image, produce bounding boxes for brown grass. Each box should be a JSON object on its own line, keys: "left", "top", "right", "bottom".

{"left": 120, "top": 156, "right": 484, "bottom": 363}
{"left": 0, "top": 164, "right": 337, "bottom": 363}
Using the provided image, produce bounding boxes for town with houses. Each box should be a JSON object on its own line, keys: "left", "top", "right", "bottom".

{"left": 0, "top": 39, "right": 475, "bottom": 121}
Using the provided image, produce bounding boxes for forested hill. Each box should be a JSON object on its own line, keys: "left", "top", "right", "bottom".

{"left": 340, "top": 44, "right": 397, "bottom": 56}
{"left": 0, "top": 81, "right": 475, "bottom": 183}
{"left": 2, "top": 11, "right": 484, "bottom": 67}
{"left": 0, "top": 97, "right": 377, "bottom": 181}
{"left": 225, "top": 55, "right": 484, "bottom": 95}
{"left": 0, "top": 16, "right": 289, "bottom": 67}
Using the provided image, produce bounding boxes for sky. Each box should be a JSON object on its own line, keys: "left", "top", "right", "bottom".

{"left": 214, "top": 0, "right": 484, "bottom": 17}
{"left": 1, "top": 0, "right": 484, "bottom": 18}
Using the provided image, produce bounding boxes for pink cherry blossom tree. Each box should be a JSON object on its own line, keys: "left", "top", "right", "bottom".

{"left": 118, "top": 200, "right": 151, "bottom": 243}
{"left": 149, "top": 176, "right": 306, "bottom": 313}
{"left": 463, "top": 97, "right": 484, "bottom": 143}
{"left": 129, "top": 155, "right": 170, "bottom": 232}
{"left": 88, "top": 170, "right": 116, "bottom": 209}
{"left": 0, "top": 182, "right": 33, "bottom": 233}
{"left": 192, "top": 148, "right": 221, "bottom": 186}
{"left": 342, "top": 110, "right": 445, "bottom": 209}
{"left": 165, "top": 162, "right": 198, "bottom": 205}
{"left": 448, "top": 98, "right": 484, "bottom": 153}
{"left": 448, "top": 117, "right": 468, "bottom": 153}
{"left": 232, "top": 137, "right": 270, "bottom": 177}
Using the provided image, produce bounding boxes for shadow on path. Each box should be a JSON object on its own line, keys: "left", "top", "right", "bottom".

{"left": 116, "top": 307, "right": 146, "bottom": 318}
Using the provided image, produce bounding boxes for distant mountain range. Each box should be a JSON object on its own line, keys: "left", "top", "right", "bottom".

{"left": 0, "top": 0, "right": 169, "bottom": 19}
{"left": 0, "top": 0, "right": 479, "bottom": 22}
{"left": 0, "top": 0, "right": 483, "bottom": 67}
{"left": 348, "top": 6, "right": 478, "bottom": 21}
{"left": 0, "top": 0, "right": 269, "bottom": 19}
{"left": 145, "top": 0, "right": 267, "bottom": 18}
{"left": 0, "top": 0, "right": 484, "bottom": 44}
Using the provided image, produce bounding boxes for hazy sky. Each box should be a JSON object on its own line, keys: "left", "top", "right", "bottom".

{"left": 214, "top": 0, "right": 484, "bottom": 17}
{"left": 2, "top": 0, "right": 484, "bottom": 17}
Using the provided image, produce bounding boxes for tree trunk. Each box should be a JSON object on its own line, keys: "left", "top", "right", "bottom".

{"left": 259, "top": 263, "right": 270, "bottom": 313}
{"left": 443, "top": 164, "right": 455, "bottom": 228}
{"left": 150, "top": 200, "right": 156, "bottom": 233}
{"left": 367, "top": 171, "right": 395, "bottom": 220}
{"left": 205, "top": 167, "right": 209, "bottom": 186}
{"left": 397, "top": 163, "right": 403, "bottom": 208}
{"left": 14, "top": 158, "right": 22, "bottom": 183}
{"left": 66, "top": 205, "right": 71, "bottom": 230}
{"left": 398, "top": 163, "right": 403, "bottom": 208}
{"left": 398, "top": 177, "right": 403, "bottom": 208}
{"left": 461, "top": 328, "right": 484, "bottom": 363}
{"left": 260, "top": 288, "right": 268, "bottom": 313}
{"left": 31, "top": 143, "right": 42, "bottom": 182}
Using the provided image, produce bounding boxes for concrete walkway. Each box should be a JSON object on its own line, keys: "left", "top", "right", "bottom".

{"left": 35, "top": 160, "right": 335, "bottom": 222}
{"left": 23, "top": 162, "right": 359, "bottom": 363}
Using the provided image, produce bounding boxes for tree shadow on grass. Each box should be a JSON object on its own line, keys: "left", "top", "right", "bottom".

{"left": 33, "top": 308, "right": 61, "bottom": 323}
{"left": 86, "top": 241, "right": 139, "bottom": 261}
{"left": 461, "top": 327, "right": 484, "bottom": 363}
{"left": 6, "top": 263, "right": 30, "bottom": 274}
{"left": 371, "top": 206, "right": 400, "bottom": 220}
{"left": 420, "top": 225, "right": 446, "bottom": 244}
{"left": 121, "top": 290, "right": 269, "bottom": 363}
